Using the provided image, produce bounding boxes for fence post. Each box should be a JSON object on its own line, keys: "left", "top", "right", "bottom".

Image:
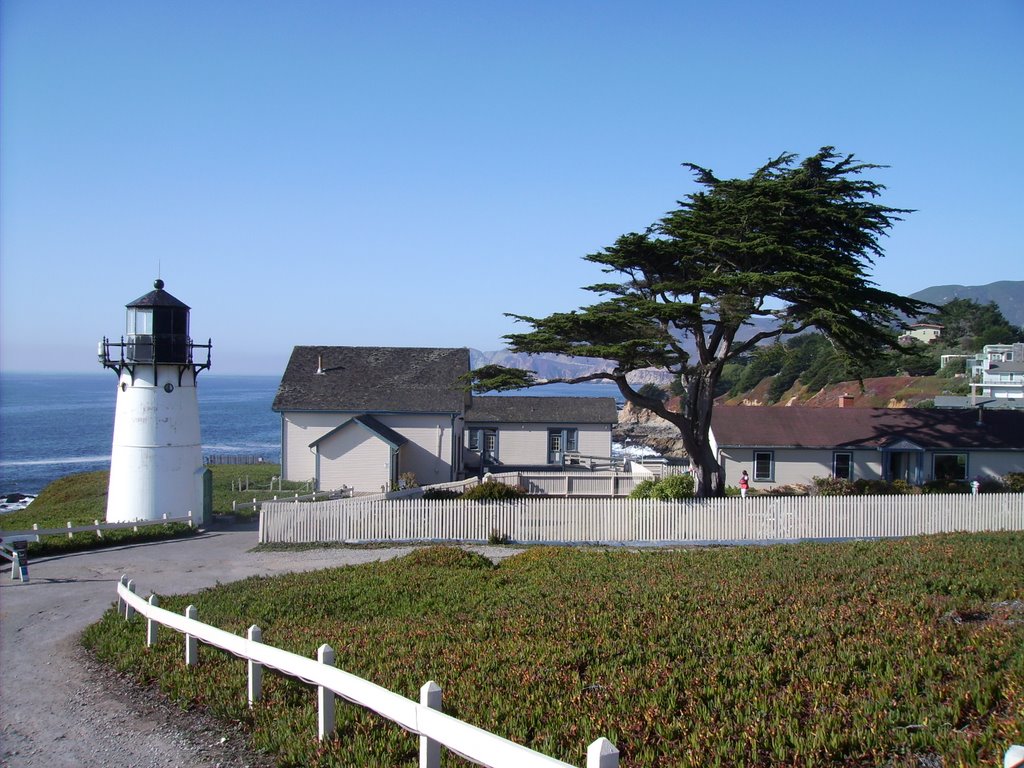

{"left": 419, "top": 681, "right": 442, "bottom": 768}
{"left": 147, "top": 595, "right": 160, "bottom": 646}
{"left": 125, "top": 580, "right": 137, "bottom": 620}
{"left": 248, "top": 625, "right": 263, "bottom": 706}
{"left": 586, "top": 737, "right": 619, "bottom": 768}
{"left": 67, "top": 521, "right": 73, "bottom": 539}
{"left": 317, "top": 644, "right": 336, "bottom": 740}
{"left": 94, "top": 520, "right": 103, "bottom": 538}
{"left": 185, "top": 605, "right": 198, "bottom": 666}
{"left": 118, "top": 575, "right": 128, "bottom": 617}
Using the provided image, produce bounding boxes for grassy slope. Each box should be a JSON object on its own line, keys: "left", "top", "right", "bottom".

{"left": 83, "top": 536, "right": 1024, "bottom": 767}
{"left": 0, "top": 464, "right": 304, "bottom": 555}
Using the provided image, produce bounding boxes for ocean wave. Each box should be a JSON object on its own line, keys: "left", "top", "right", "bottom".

{"left": 0, "top": 455, "right": 111, "bottom": 468}
{"left": 202, "top": 442, "right": 279, "bottom": 453}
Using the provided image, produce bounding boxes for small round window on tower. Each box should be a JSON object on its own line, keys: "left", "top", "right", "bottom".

{"left": 164, "top": 383, "right": 174, "bottom": 393}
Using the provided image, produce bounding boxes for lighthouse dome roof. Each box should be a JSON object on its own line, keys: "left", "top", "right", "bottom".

{"left": 126, "top": 279, "right": 190, "bottom": 310}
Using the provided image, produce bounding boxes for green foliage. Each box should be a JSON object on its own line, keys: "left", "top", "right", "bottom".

{"left": 650, "top": 473, "right": 694, "bottom": 499}
{"left": 629, "top": 474, "right": 694, "bottom": 499}
{"left": 921, "top": 479, "right": 970, "bottom": 494}
{"left": 1003, "top": 473, "right": 1024, "bottom": 492}
{"left": 813, "top": 478, "right": 915, "bottom": 496}
{"left": 469, "top": 149, "right": 929, "bottom": 497}
{"left": 210, "top": 464, "right": 311, "bottom": 521}
{"left": 811, "top": 476, "right": 858, "bottom": 496}
{"left": 462, "top": 480, "right": 527, "bottom": 500}
{"left": 628, "top": 479, "right": 660, "bottom": 499}
{"left": 0, "top": 471, "right": 196, "bottom": 556}
{"left": 83, "top": 535, "right": 1024, "bottom": 767}
{"left": 488, "top": 529, "right": 513, "bottom": 545}
{"left": 924, "top": 298, "right": 1024, "bottom": 351}
{"left": 636, "top": 382, "right": 668, "bottom": 401}
{"left": 421, "top": 487, "right": 462, "bottom": 500}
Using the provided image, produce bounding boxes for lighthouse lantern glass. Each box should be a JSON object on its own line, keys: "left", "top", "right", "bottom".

{"left": 127, "top": 308, "right": 153, "bottom": 336}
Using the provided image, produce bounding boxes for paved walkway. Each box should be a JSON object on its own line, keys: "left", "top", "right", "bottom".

{"left": 0, "top": 523, "right": 506, "bottom": 767}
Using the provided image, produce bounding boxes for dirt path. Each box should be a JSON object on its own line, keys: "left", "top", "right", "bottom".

{"left": 0, "top": 523, "right": 516, "bottom": 767}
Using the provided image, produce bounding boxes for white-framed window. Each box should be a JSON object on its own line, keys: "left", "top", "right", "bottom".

{"left": 753, "top": 451, "right": 774, "bottom": 482}
{"left": 467, "top": 428, "right": 498, "bottom": 463}
{"left": 547, "top": 428, "right": 579, "bottom": 463}
{"left": 833, "top": 452, "right": 853, "bottom": 480}
{"left": 933, "top": 452, "right": 967, "bottom": 482}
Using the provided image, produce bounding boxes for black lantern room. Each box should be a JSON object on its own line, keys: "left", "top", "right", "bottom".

{"left": 99, "top": 279, "right": 211, "bottom": 377}
{"left": 125, "top": 279, "right": 191, "bottom": 363}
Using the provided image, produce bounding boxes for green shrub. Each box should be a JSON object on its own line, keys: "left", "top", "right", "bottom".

{"left": 852, "top": 478, "right": 907, "bottom": 495}
{"left": 977, "top": 478, "right": 1006, "bottom": 493}
{"left": 462, "top": 480, "right": 526, "bottom": 500}
{"left": 651, "top": 473, "right": 694, "bottom": 500}
{"left": 1003, "top": 472, "right": 1024, "bottom": 492}
{"left": 422, "top": 487, "right": 462, "bottom": 500}
{"left": 921, "top": 479, "right": 970, "bottom": 494}
{"left": 812, "top": 476, "right": 857, "bottom": 496}
{"left": 487, "top": 529, "right": 513, "bottom": 545}
{"left": 629, "top": 479, "right": 660, "bottom": 499}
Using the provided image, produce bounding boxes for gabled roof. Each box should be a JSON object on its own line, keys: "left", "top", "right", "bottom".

{"left": 309, "top": 414, "right": 408, "bottom": 450}
{"left": 273, "top": 346, "right": 469, "bottom": 413}
{"left": 467, "top": 396, "right": 618, "bottom": 424}
{"left": 711, "top": 406, "right": 1024, "bottom": 451}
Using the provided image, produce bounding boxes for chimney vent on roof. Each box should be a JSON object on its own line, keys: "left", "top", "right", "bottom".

{"left": 838, "top": 394, "right": 854, "bottom": 408}
{"left": 316, "top": 354, "right": 325, "bottom": 375}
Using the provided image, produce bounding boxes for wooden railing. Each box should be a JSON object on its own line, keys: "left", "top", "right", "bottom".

{"left": 259, "top": 492, "right": 1024, "bottom": 545}
{"left": 0, "top": 511, "right": 195, "bottom": 541}
{"left": 115, "top": 577, "right": 619, "bottom": 768}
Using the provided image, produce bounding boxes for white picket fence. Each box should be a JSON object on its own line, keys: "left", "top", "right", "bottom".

{"left": 115, "top": 577, "right": 619, "bottom": 768}
{"left": 260, "top": 493, "right": 1024, "bottom": 545}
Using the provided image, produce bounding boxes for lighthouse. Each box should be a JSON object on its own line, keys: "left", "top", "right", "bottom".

{"left": 99, "top": 279, "right": 212, "bottom": 524}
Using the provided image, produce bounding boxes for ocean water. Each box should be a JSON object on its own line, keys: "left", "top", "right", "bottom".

{"left": 0, "top": 374, "right": 623, "bottom": 497}
{"left": 0, "top": 372, "right": 281, "bottom": 496}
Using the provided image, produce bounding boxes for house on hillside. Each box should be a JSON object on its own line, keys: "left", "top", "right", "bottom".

{"left": 709, "top": 405, "right": 1024, "bottom": 490}
{"left": 899, "top": 323, "right": 943, "bottom": 344}
{"left": 272, "top": 346, "right": 618, "bottom": 493}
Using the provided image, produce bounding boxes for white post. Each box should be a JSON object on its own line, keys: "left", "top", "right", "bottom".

{"left": 67, "top": 521, "right": 73, "bottom": 539}
{"left": 586, "top": 737, "right": 619, "bottom": 768}
{"left": 94, "top": 520, "right": 103, "bottom": 538}
{"left": 147, "top": 595, "right": 160, "bottom": 646}
{"left": 317, "top": 644, "right": 336, "bottom": 740}
{"left": 118, "top": 575, "right": 129, "bottom": 617}
{"left": 419, "top": 681, "right": 442, "bottom": 768}
{"left": 248, "top": 625, "right": 263, "bottom": 706}
{"left": 185, "top": 605, "right": 198, "bottom": 666}
{"left": 125, "top": 580, "right": 137, "bottom": 620}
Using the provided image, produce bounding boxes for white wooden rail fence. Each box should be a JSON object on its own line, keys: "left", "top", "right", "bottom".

{"left": 231, "top": 488, "right": 351, "bottom": 515}
{"left": 259, "top": 493, "right": 1024, "bottom": 545}
{"left": 115, "top": 577, "right": 619, "bottom": 768}
{"left": 0, "top": 511, "right": 195, "bottom": 541}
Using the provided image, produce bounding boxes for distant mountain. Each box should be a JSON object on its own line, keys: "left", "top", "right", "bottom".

{"left": 911, "top": 280, "right": 1024, "bottom": 327}
{"left": 469, "top": 349, "right": 673, "bottom": 386}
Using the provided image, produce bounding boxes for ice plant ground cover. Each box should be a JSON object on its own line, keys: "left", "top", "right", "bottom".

{"left": 83, "top": 534, "right": 1023, "bottom": 767}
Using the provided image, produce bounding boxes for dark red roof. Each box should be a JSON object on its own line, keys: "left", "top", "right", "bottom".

{"left": 711, "top": 406, "right": 1024, "bottom": 451}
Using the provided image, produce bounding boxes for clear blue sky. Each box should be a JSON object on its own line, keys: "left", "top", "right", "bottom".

{"left": 2, "top": 1, "right": 1021, "bottom": 375}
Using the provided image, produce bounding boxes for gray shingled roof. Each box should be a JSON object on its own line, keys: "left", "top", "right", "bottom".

{"left": 467, "top": 395, "right": 618, "bottom": 424}
{"left": 272, "top": 346, "right": 469, "bottom": 413}
{"left": 711, "top": 406, "right": 1024, "bottom": 451}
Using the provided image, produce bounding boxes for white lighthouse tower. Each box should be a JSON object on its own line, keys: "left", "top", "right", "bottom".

{"left": 99, "top": 279, "right": 212, "bottom": 524}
